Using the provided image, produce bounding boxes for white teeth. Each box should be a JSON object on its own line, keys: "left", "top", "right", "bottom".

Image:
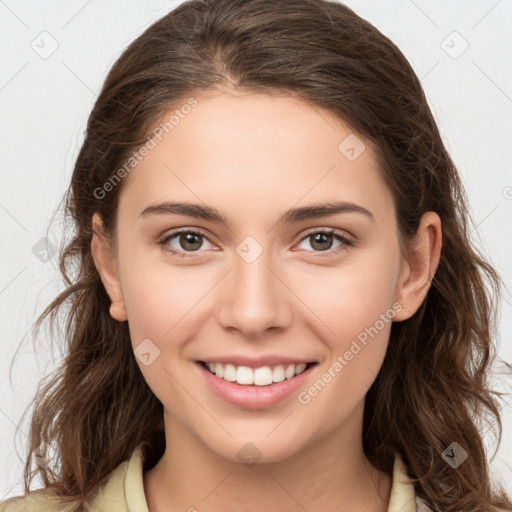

{"left": 203, "top": 361, "right": 311, "bottom": 386}
{"left": 236, "top": 366, "right": 253, "bottom": 385}
{"left": 223, "top": 363, "right": 237, "bottom": 382}
{"left": 272, "top": 365, "right": 285, "bottom": 382}
{"left": 284, "top": 364, "right": 295, "bottom": 379}
{"left": 295, "top": 363, "right": 307, "bottom": 374}
{"left": 253, "top": 366, "right": 273, "bottom": 386}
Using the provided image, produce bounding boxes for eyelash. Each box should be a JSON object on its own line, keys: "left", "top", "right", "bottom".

{"left": 157, "top": 228, "right": 354, "bottom": 258}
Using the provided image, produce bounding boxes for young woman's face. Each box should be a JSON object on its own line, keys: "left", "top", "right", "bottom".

{"left": 93, "top": 90, "right": 433, "bottom": 464}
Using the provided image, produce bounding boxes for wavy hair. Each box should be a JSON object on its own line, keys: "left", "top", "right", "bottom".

{"left": 4, "top": 0, "right": 511, "bottom": 510}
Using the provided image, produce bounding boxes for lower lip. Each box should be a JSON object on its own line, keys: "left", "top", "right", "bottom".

{"left": 196, "top": 361, "right": 317, "bottom": 410}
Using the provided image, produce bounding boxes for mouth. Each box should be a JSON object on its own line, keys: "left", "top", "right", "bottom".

{"left": 197, "top": 360, "right": 318, "bottom": 387}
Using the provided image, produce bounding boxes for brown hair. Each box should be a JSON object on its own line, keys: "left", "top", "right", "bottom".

{"left": 4, "top": 0, "right": 511, "bottom": 510}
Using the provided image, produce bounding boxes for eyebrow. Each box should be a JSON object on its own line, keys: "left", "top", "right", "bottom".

{"left": 139, "top": 200, "right": 375, "bottom": 225}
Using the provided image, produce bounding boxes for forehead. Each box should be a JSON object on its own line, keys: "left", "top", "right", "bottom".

{"left": 118, "top": 91, "right": 394, "bottom": 224}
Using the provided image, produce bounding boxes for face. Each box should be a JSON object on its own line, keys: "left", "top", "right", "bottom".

{"left": 92, "top": 89, "right": 438, "bottom": 464}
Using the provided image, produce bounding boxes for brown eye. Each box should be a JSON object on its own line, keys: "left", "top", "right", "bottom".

{"left": 309, "top": 232, "right": 334, "bottom": 251}
{"left": 159, "top": 229, "right": 215, "bottom": 257}
{"left": 296, "top": 228, "right": 354, "bottom": 256}
{"left": 177, "top": 232, "right": 203, "bottom": 251}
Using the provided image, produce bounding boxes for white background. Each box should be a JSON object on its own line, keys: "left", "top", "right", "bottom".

{"left": 1, "top": 0, "right": 511, "bottom": 501}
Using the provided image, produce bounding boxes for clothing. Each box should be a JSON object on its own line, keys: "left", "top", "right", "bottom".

{"left": 0, "top": 445, "right": 431, "bottom": 511}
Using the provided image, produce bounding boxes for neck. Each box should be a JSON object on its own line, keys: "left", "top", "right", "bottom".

{"left": 143, "top": 402, "right": 392, "bottom": 512}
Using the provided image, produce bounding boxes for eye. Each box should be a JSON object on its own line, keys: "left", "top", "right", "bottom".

{"left": 295, "top": 228, "right": 354, "bottom": 256}
{"left": 158, "top": 227, "right": 354, "bottom": 258}
{"left": 158, "top": 229, "right": 215, "bottom": 257}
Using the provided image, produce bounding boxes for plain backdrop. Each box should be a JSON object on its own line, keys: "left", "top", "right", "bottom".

{"left": 1, "top": 0, "right": 511, "bottom": 501}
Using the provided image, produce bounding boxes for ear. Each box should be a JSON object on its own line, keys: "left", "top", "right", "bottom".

{"left": 393, "top": 211, "right": 442, "bottom": 322}
{"left": 90, "top": 212, "right": 127, "bottom": 322}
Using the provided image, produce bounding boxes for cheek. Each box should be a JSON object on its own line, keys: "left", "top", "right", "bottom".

{"left": 295, "top": 248, "right": 401, "bottom": 344}
{"left": 116, "top": 243, "right": 189, "bottom": 345}
{"left": 292, "top": 246, "right": 401, "bottom": 408}
{"left": 296, "top": 265, "right": 397, "bottom": 421}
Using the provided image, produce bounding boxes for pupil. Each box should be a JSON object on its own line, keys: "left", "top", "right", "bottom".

{"left": 312, "top": 233, "right": 332, "bottom": 251}
{"left": 181, "top": 233, "right": 201, "bottom": 251}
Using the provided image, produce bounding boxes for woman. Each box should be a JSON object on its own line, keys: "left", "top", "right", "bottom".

{"left": 1, "top": 0, "right": 510, "bottom": 510}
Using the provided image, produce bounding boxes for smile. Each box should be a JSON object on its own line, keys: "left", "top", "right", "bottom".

{"left": 199, "top": 361, "right": 316, "bottom": 386}
{"left": 196, "top": 359, "right": 319, "bottom": 409}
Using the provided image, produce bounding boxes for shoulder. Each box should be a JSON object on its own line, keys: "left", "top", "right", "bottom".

{"left": 0, "top": 488, "right": 75, "bottom": 512}
{"left": 0, "top": 446, "right": 142, "bottom": 512}
{"left": 0, "top": 457, "right": 132, "bottom": 512}
{"left": 414, "top": 497, "right": 510, "bottom": 512}
{"left": 396, "top": 454, "right": 512, "bottom": 512}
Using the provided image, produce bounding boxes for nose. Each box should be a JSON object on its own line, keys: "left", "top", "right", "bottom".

{"left": 216, "top": 244, "right": 293, "bottom": 338}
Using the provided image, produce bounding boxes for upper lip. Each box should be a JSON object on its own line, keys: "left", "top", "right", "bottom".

{"left": 198, "top": 355, "right": 317, "bottom": 369}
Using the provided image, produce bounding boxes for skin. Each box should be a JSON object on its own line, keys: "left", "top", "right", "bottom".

{"left": 91, "top": 88, "right": 442, "bottom": 512}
